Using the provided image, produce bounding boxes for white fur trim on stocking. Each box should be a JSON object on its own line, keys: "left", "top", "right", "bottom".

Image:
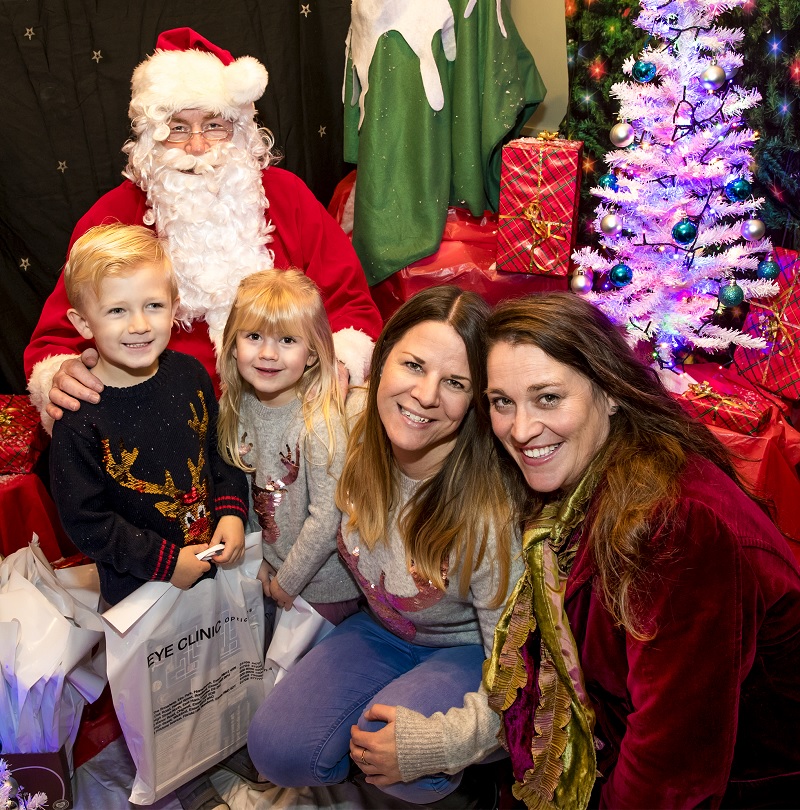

{"left": 28, "top": 353, "right": 79, "bottom": 435}
{"left": 333, "top": 328, "right": 374, "bottom": 387}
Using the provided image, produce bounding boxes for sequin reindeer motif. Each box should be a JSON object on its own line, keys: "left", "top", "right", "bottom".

{"left": 251, "top": 442, "right": 300, "bottom": 544}
{"left": 337, "top": 530, "right": 449, "bottom": 642}
{"left": 102, "top": 391, "right": 213, "bottom": 546}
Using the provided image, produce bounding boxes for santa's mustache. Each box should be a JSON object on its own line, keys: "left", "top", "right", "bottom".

{"left": 154, "top": 142, "right": 235, "bottom": 174}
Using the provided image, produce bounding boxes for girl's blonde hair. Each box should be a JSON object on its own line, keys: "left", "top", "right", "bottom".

{"left": 65, "top": 223, "right": 175, "bottom": 311}
{"left": 218, "top": 269, "right": 344, "bottom": 470}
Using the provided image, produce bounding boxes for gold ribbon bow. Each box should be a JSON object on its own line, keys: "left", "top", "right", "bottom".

{"left": 0, "top": 402, "right": 31, "bottom": 428}
{"left": 537, "top": 131, "right": 560, "bottom": 140}
{"left": 686, "top": 382, "right": 762, "bottom": 427}
{"left": 500, "top": 200, "right": 566, "bottom": 273}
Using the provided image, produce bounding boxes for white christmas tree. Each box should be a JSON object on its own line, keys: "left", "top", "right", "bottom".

{"left": 0, "top": 759, "right": 48, "bottom": 810}
{"left": 572, "top": 0, "right": 778, "bottom": 369}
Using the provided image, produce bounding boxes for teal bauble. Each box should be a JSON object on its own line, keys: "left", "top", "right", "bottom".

{"left": 609, "top": 263, "right": 633, "bottom": 287}
{"left": 672, "top": 219, "right": 698, "bottom": 245}
{"left": 633, "top": 60, "right": 657, "bottom": 83}
{"left": 724, "top": 178, "right": 752, "bottom": 202}
{"left": 718, "top": 281, "right": 744, "bottom": 307}
{"left": 598, "top": 173, "right": 619, "bottom": 191}
{"left": 757, "top": 258, "right": 780, "bottom": 280}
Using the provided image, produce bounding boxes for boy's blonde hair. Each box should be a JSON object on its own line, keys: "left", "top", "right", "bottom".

{"left": 64, "top": 223, "right": 176, "bottom": 310}
{"left": 218, "top": 269, "right": 345, "bottom": 470}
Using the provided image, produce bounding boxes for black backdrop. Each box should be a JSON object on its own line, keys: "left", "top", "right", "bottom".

{"left": 0, "top": 0, "right": 353, "bottom": 394}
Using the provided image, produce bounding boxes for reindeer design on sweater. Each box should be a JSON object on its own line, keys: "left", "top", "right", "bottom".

{"left": 250, "top": 442, "right": 300, "bottom": 544}
{"left": 101, "top": 391, "right": 213, "bottom": 546}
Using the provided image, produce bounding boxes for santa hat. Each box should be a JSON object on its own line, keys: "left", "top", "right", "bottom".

{"left": 129, "top": 28, "right": 269, "bottom": 122}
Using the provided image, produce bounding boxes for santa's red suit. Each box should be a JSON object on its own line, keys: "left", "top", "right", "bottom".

{"left": 24, "top": 166, "right": 381, "bottom": 413}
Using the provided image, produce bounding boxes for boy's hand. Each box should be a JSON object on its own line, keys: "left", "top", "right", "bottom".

{"left": 209, "top": 515, "right": 245, "bottom": 565}
{"left": 170, "top": 544, "right": 211, "bottom": 589}
{"left": 269, "top": 577, "right": 295, "bottom": 611}
{"left": 48, "top": 349, "right": 103, "bottom": 421}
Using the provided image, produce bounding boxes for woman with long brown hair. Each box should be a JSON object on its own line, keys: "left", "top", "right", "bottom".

{"left": 482, "top": 293, "right": 800, "bottom": 808}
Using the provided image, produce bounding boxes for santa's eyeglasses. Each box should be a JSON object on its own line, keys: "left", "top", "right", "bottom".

{"left": 165, "top": 123, "right": 233, "bottom": 143}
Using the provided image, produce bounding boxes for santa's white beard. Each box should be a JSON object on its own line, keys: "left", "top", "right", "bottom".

{"left": 137, "top": 142, "right": 274, "bottom": 344}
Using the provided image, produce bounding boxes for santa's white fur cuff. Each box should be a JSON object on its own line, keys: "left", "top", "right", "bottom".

{"left": 333, "top": 328, "right": 374, "bottom": 387}
{"left": 28, "top": 353, "right": 79, "bottom": 435}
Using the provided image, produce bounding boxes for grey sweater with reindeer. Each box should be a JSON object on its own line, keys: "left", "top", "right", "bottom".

{"left": 50, "top": 350, "right": 248, "bottom": 605}
{"left": 239, "top": 391, "right": 359, "bottom": 604}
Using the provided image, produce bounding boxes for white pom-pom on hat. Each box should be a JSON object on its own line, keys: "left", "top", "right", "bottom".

{"left": 129, "top": 27, "right": 268, "bottom": 123}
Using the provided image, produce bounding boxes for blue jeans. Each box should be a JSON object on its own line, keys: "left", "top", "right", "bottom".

{"left": 247, "top": 611, "right": 486, "bottom": 804}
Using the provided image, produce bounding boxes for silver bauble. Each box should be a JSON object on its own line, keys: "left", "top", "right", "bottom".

{"left": 700, "top": 65, "right": 726, "bottom": 91}
{"left": 609, "top": 122, "right": 635, "bottom": 148}
{"left": 741, "top": 218, "right": 766, "bottom": 241}
{"left": 600, "top": 213, "right": 623, "bottom": 236}
{"left": 570, "top": 271, "right": 593, "bottom": 295}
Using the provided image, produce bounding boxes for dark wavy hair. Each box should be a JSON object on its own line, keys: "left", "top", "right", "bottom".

{"left": 487, "top": 293, "right": 743, "bottom": 638}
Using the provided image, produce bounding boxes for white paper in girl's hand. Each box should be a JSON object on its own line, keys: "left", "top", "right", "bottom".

{"left": 265, "top": 596, "right": 335, "bottom": 687}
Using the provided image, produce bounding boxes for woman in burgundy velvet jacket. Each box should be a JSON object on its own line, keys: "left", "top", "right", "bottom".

{"left": 482, "top": 293, "right": 800, "bottom": 809}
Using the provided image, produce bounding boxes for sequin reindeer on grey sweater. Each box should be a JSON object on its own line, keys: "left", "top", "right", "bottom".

{"left": 250, "top": 442, "right": 300, "bottom": 544}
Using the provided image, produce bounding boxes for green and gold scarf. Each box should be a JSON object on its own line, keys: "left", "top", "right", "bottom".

{"left": 484, "top": 469, "right": 600, "bottom": 810}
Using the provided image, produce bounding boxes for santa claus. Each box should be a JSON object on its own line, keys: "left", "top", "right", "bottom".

{"left": 24, "top": 28, "right": 381, "bottom": 430}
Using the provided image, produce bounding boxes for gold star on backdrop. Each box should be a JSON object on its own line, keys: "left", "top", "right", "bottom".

{"left": 57, "top": 161, "right": 68, "bottom": 173}
{"left": 92, "top": 51, "right": 103, "bottom": 63}
{"left": 318, "top": 125, "right": 326, "bottom": 137}
{"left": 24, "top": 28, "right": 34, "bottom": 40}
{"left": 301, "top": 5, "right": 311, "bottom": 18}
{"left": 20, "top": 258, "right": 30, "bottom": 270}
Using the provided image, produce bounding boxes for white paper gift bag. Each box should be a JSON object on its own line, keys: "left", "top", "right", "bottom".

{"left": 0, "top": 538, "right": 106, "bottom": 765}
{"left": 101, "top": 531, "right": 266, "bottom": 805}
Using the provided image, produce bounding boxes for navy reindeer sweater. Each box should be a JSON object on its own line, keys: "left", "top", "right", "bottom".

{"left": 51, "top": 350, "right": 248, "bottom": 605}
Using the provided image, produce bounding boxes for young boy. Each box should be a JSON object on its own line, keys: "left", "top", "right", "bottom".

{"left": 50, "top": 223, "right": 248, "bottom": 606}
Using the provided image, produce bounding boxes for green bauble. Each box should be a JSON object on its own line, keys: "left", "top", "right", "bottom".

{"left": 672, "top": 219, "right": 698, "bottom": 245}
{"left": 718, "top": 281, "right": 744, "bottom": 307}
{"left": 757, "top": 258, "right": 780, "bottom": 280}
{"left": 609, "top": 263, "right": 633, "bottom": 287}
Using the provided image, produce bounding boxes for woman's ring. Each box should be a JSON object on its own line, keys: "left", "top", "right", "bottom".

{"left": 360, "top": 747, "right": 369, "bottom": 766}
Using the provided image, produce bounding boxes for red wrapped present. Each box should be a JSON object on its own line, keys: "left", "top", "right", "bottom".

{"left": 0, "top": 395, "right": 47, "bottom": 475}
{"left": 370, "top": 207, "right": 567, "bottom": 321}
{"left": 677, "top": 380, "right": 773, "bottom": 435}
{"left": 496, "top": 133, "right": 583, "bottom": 275}
{"left": 734, "top": 247, "right": 800, "bottom": 401}
{"left": 709, "top": 420, "right": 800, "bottom": 557}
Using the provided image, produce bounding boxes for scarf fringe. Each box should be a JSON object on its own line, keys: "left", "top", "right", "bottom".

{"left": 523, "top": 650, "right": 573, "bottom": 804}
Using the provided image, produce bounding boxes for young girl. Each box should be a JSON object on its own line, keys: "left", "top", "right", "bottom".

{"left": 218, "top": 269, "right": 360, "bottom": 625}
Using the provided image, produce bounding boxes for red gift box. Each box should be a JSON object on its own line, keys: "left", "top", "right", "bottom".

{"left": 709, "top": 420, "right": 800, "bottom": 556}
{"left": 0, "top": 395, "right": 47, "bottom": 475}
{"left": 496, "top": 135, "right": 583, "bottom": 275}
{"left": 370, "top": 207, "right": 567, "bottom": 321}
{"left": 674, "top": 363, "right": 791, "bottom": 436}
{"left": 678, "top": 380, "right": 773, "bottom": 435}
{"left": 734, "top": 247, "right": 800, "bottom": 401}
